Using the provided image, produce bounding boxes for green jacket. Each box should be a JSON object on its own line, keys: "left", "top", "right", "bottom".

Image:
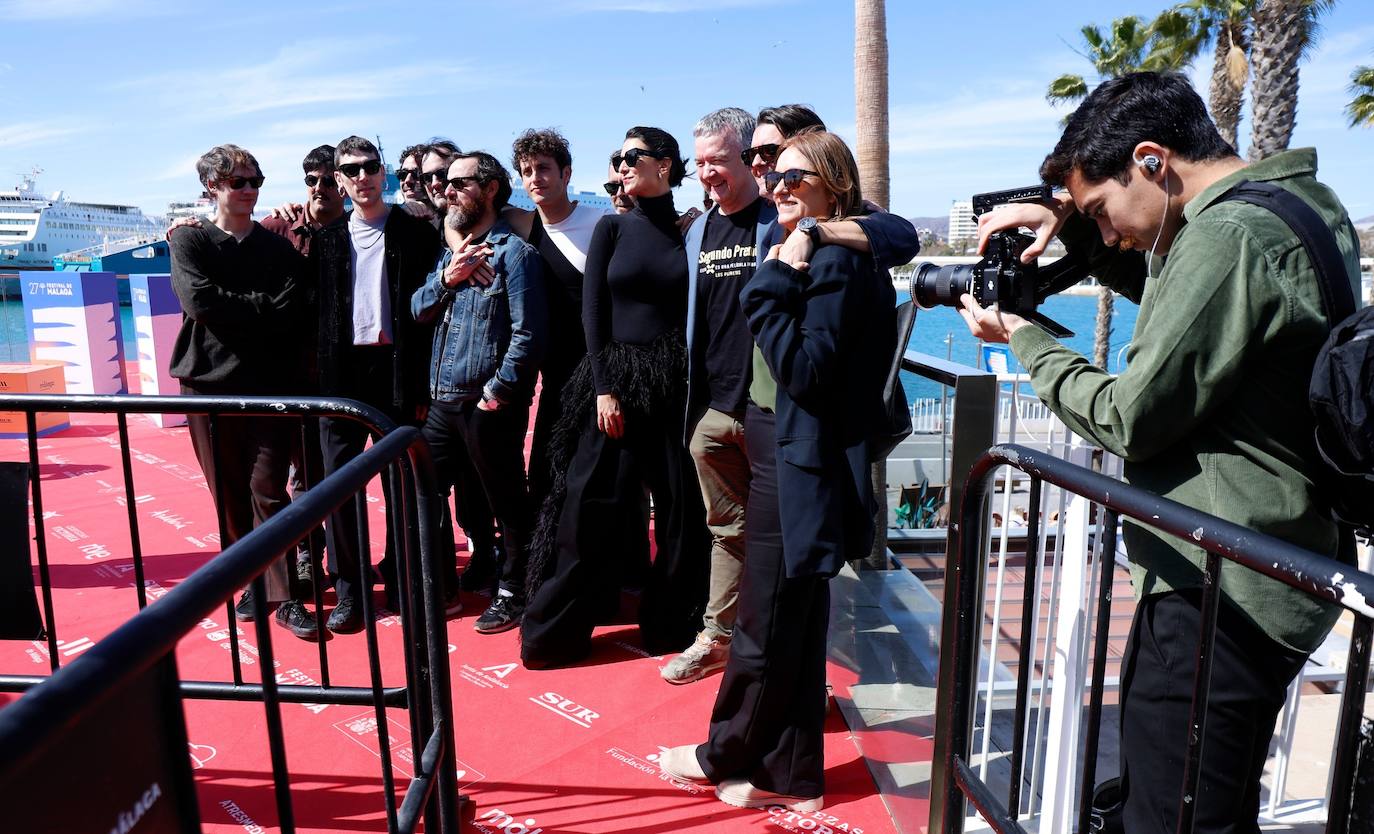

{"left": 1010, "top": 148, "right": 1361, "bottom": 652}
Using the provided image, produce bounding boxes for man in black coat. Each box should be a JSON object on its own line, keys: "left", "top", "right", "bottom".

{"left": 314, "top": 135, "right": 440, "bottom": 633}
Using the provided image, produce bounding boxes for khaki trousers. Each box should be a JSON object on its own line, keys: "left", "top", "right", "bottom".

{"left": 688, "top": 407, "right": 751, "bottom": 638}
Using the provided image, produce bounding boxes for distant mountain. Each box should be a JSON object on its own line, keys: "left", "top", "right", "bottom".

{"left": 908, "top": 215, "right": 948, "bottom": 237}
{"left": 1356, "top": 214, "right": 1374, "bottom": 230}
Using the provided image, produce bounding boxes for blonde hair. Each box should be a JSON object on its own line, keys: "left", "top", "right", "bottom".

{"left": 777, "top": 130, "right": 863, "bottom": 219}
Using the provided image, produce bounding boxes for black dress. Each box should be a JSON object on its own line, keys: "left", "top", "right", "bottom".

{"left": 521, "top": 193, "right": 710, "bottom": 668}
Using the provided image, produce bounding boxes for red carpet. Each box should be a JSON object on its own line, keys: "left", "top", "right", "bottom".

{"left": 0, "top": 413, "right": 900, "bottom": 834}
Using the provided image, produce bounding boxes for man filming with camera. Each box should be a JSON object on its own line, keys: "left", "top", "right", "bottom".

{"left": 959, "top": 71, "right": 1360, "bottom": 833}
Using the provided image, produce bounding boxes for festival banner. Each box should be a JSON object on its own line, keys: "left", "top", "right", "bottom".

{"left": 129, "top": 274, "right": 187, "bottom": 427}
{"left": 19, "top": 271, "right": 127, "bottom": 395}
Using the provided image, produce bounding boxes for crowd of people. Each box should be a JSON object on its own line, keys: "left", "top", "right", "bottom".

{"left": 167, "top": 72, "right": 1365, "bottom": 825}
{"left": 168, "top": 104, "right": 915, "bottom": 811}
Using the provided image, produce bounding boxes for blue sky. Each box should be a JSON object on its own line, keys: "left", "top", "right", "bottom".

{"left": 2, "top": 0, "right": 1372, "bottom": 221}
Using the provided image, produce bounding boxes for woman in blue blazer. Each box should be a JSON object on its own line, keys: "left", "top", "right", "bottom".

{"left": 659, "top": 130, "right": 899, "bottom": 812}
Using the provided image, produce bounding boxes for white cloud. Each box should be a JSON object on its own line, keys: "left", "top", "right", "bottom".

{"left": 0, "top": 0, "right": 163, "bottom": 20}
{"left": 0, "top": 120, "right": 78, "bottom": 149}
{"left": 263, "top": 117, "right": 359, "bottom": 140}
{"left": 113, "top": 39, "right": 481, "bottom": 120}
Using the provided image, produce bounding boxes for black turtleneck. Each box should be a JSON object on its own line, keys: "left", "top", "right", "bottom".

{"left": 582, "top": 192, "right": 688, "bottom": 394}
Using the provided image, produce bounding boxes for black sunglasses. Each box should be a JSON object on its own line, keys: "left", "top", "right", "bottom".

{"left": 741, "top": 143, "right": 780, "bottom": 166}
{"left": 397, "top": 167, "right": 422, "bottom": 181}
{"left": 219, "top": 176, "right": 264, "bottom": 190}
{"left": 602, "top": 181, "right": 625, "bottom": 196}
{"left": 337, "top": 160, "right": 382, "bottom": 178}
{"left": 424, "top": 170, "right": 448, "bottom": 185}
{"left": 763, "top": 168, "right": 820, "bottom": 192}
{"left": 445, "top": 175, "right": 485, "bottom": 191}
{"left": 611, "top": 148, "right": 664, "bottom": 169}
{"left": 304, "top": 173, "right": 333, "bottom": 188}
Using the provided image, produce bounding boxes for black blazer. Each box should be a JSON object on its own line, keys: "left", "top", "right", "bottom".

{"left": 314, "top": 208, "right": 440, "bottom": 415}
{"left": 740, "top": 245, "right": 896, "bottom": 578}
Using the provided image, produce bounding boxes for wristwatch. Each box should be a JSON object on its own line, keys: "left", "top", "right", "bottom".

{"left": 797, "top": 215, "right": 822, "bottom": 243}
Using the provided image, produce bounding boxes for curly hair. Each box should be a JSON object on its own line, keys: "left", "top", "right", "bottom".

{"left": 511, "top": 128, "right": 572, "bottom": 173}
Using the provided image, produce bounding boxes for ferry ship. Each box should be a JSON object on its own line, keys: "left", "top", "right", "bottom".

{"left": 0, "top": 168, "right": 163, "bottom": 270}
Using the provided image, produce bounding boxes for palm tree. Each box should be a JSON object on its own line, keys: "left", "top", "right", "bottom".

{"left": 855, "top": 0, "right": 891, "bottom": 566}
{"left": 1046, "top": 15, "right": 1196, "bottom": 368}
{"left": 854, "top": 0, "right": 890, "bottom": 208}
{"left": 1347, "top": 64, "right": 1374, "bottom": 127}
{"left": 1247, "top": 0, "right": 1333, "bottom": 161}
{"left": 1174, "top": 0, "right": 1255, "bottom": 149}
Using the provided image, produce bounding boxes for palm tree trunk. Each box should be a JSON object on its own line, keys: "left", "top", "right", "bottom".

{"left": 1093, "top": 285, "right": 1114, "bottom": 369}
{"left": 855, "top": 0, "right": 890, "bottom": 208}
{"left": 1209, "top": 19, "right": 1249, "bottom": 151}
{"left": 855, "top": 0, "right": 890, "bottom": 569}
{"left": 1248, "top": 0, "right": 1305, "bottom": 161}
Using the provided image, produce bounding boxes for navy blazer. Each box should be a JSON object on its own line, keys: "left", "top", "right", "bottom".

{"left": 741, "top": 245, "right": 897, "bottom": 578}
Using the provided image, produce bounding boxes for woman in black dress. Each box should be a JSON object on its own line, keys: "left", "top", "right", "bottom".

{"left": 658, "top": 130, "right": 899, "bottom": 812}
{"left": 521, "top": 127, "right": 710, "bottom": 668}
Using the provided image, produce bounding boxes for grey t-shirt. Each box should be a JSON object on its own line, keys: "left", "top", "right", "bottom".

{"left": 349, "top": 207, "right": 392, "bottom": 345}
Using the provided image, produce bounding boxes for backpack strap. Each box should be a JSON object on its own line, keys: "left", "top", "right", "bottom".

{"left": 1217, "top": 180, "right": 1356, "bottom": 326}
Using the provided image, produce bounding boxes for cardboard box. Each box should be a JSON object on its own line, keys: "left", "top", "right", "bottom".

{"left": 0, "top": 363, "right": 70, "bottom": 438}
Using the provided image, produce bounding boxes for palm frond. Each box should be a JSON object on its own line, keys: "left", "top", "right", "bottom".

{"left": 1348, "top": 65, "right": 1374, "bottom": 128}
{"left": 1047, "top": 74, "right": 1090, "bottom": 104}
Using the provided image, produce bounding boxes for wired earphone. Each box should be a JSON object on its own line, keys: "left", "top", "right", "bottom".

{"left": 1136, "top": 152, "right": 1167, "bottom": 279}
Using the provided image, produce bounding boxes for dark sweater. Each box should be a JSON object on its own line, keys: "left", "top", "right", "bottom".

{"left": 582, "top": 192, "right": 687, "bottom": 395}
{"left": 168, "top": 221, "right": 307, "bottom": 392}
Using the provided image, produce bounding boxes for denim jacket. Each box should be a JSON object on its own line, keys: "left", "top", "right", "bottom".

{"left": 411, "top": 218, "right": 546, "bottom": 405}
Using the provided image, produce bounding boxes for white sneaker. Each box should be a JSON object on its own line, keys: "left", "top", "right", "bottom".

{"left": 660, "top": 631, "right": 730, "bottom": 684}
{"left": 658, "top": 744, "right": 711, "bottom": 783}
{"left": 715, "top": 777, "right": 823, "bottom": 812}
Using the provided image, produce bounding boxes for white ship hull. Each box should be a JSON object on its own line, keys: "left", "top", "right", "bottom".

{"left": 0, "top": 169, "right": 162, "bottom": 270}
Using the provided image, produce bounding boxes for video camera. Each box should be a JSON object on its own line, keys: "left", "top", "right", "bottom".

{"left": 911, "top": 185, "right": 1090, "bottom": 338}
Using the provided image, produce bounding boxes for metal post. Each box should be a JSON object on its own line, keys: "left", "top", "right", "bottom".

{"left": 116, "top": 413, "right": 148, "bottom": 609}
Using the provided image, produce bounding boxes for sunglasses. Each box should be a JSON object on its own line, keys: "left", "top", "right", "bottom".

{"left": 219, "top": 176, "right": 265, "bottom": 190}
{"left": 445, "top": 175, "right": 485, "bottom": 191}
{"left": 304, "top": 173, "right": 334, "bottom": 188}
{"left": 610, "top": 148, "right": 664, "bottom": 169}
{"left": 741, "top": 143, "right": 780, "bottom": 166}
{"left": 397, "top": 167, "right": 422, "bottom": 181}
{"left": 424, "top": 170, "right": 448, "bottom": 185}
{"left": 337, "top": 159, "right": 382, "bottom": 178}
{"left": 602, "top": 181, "right": 625, "bottom": 196}
{"left": 763, "top": 168, "right": 820, "bottom": 192}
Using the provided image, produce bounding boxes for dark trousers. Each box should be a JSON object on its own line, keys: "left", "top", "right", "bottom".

{"left": 183, "top": 385, "right": 297, "bottom": 603}
{"left": 422, "top": 398, "right": 532, "bottom": 596}
{"left": 319, "top": 346, "right": 407, "bottom": 604}
{"left": 521, "top": 402, "right": 710, "bottom": 666}
{"left": 699, "top": 404, "right": 829, "bottom": 799}
{"left": 289, "top": 417, "right": 326, "bottom": 570}
{"left": 530, "top": 355, "right": 650, "bottom": 590}
{"left": 1119, "top": 589, "right": 1308, "bottom": 834}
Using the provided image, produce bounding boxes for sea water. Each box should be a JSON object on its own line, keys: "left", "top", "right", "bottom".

{"left": 0, "top": 281, "right": 1139, "bottom": 405}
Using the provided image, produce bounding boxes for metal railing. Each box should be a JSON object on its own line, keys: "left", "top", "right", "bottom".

{"left": 0, "top": 394, "right": 464, "bottom": 834}
{"left": 930, "top": 443, "right": 1373, "bottom": 834}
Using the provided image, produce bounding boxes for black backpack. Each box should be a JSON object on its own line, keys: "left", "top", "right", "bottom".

{"left": 1220, "top": 181, "right": 1374, "bottom": 539}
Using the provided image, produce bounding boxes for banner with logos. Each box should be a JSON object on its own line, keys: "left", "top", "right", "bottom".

{"left": 129, "top": 274, "right": 187, "bottom": 428}
{"left": 19, "top": 271, "right": 127, "bottom": 395}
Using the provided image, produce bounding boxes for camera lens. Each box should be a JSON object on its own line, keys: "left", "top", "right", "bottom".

{"left": 911, "top": 262, "right": 976, "bottom": 310}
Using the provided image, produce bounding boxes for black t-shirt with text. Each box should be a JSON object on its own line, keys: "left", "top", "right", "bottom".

{"left": 699, "top": 198, "right": 763, "bottom": 414}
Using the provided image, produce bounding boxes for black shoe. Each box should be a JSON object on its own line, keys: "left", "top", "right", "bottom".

{"left": 234, "top": 589, "right": 262, "bottom": 622}
{"left": 327, "top": 597, "right": 365, "bottom": 634}
{"left": 274, "top": 600, "right": 320, "bottom": 641}
{"left": 475, "top": 595, "right": 523, "bottom": 634}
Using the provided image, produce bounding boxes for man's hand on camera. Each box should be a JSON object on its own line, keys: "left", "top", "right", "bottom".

{"left": 958, "top": 293, "right": 1029, "bottom": 344}
{"left": 976, "top": 193, "right": 1075, "bottom": 263}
